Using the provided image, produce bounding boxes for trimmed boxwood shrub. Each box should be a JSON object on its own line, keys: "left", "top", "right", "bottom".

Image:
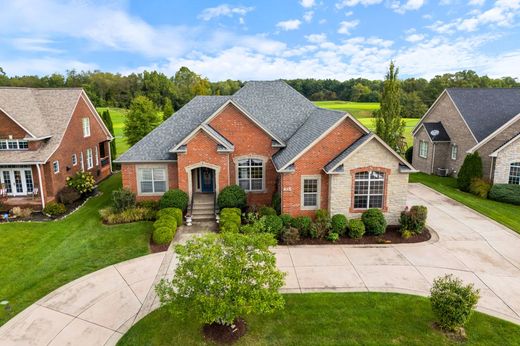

{"left": 157, "top": 207, "right": 183, "bottom": 226}
{"left": 220, "top": 222, "right": 240, "bottom": 233}
{"left": 331, "top": 214, "right": 348, "bottom": 235}
{"left": 280, "top": 214, "right": 292, "bottom": 228}
{"left": 259, "top": 206, "right": 277, "bottom": 217}
{"left": 153, "top": 227, "right": 173, "bottom": 245}
{"left": 112, "top": 188, "right": 136, "bottom": 212}
{"left": 361, "top": 208, "right": 387, "bottom": 235}
{"left": 217, "top": 185, "right": 247, "bottom": 209}
{"left": 290, "top": 216, "right": 312, "bottom": 237}
{"left": 43, "top": 201, "right": 67, "bottom": 216}
{"left": 264, "top": 215, "right": 283, "bottom": 237}
{"left": 348, "top": 219, "right": 365, "bottom": 239}
{"left": 489, "top": 184, "right": 520, "bottom": 205}
{"left": 457, "top": 153, "right": 483, "bottom": 192}
{"left": 220, "top": 208, "right": 242, "bottom": 233}
{"left": 159, "top": 189, "right": 189, "bottom": 211}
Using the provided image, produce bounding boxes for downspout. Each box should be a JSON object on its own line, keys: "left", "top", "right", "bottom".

{"left": 430, "top": 143, "right": 436, "bottom": 174}
{"left": 36, "top": 164, "right": 45, "bottom": 209}
{"left": 107, "top": 141, "right": 113, "bottom": 173}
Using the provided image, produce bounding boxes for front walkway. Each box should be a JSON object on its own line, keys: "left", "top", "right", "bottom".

{"left": 2, "top": 184, "right": 520, "bottom": 345}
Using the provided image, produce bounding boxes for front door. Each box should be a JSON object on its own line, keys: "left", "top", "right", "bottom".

{"left": 200, "top": 167, "right": 214, "bottom": 193}
{"left": 0, "top": 168, "right": 34, "bottom": 196}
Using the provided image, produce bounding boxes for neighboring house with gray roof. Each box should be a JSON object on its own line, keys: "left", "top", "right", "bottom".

{"left": 0, "top": 88, "right": 113, "bottom": 210}
{"left": 117, "top": 80, "right": 414, "bottom": 223}
{"left": 412, "top": 88, "right": 520, "bottom": 184}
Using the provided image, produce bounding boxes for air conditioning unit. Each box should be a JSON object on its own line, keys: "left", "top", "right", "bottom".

{"left": 437, "top": 168, "right": 449, "bottom": 177}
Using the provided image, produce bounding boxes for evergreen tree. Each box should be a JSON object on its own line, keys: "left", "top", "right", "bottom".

{"left": 162, "top": 97, "right": 174, "bottom": 121}
{"left": 124, "top": 96, "right": 161, "bottom": 146}
{"left": 457, "top": 152, "right": 483, "bottom": 192}
{"left": 101, "top": 110, "right": 117, "bottom": 160}
{"left": 375, "top": 61, "right": 405, "bottom": 153}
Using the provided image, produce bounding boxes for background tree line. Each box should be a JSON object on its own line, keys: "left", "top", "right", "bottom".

{"left": 0, "top": 66, "right": 518, "bottom": 118}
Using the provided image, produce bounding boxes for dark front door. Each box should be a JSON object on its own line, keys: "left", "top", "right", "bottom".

{"left": 200, "top": 167, "right": 214, "bottom": 193}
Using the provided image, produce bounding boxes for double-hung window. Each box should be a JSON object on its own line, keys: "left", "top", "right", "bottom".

{"left": 509, "top": 162, "right": 520, "bottom": 185}
{"left": 353, "top": 171, "right": 385, "bottom": 209}
{"left": 138, "top": 167, "right": 167, "bottom": 194}
{"left": 72, "top": 154, "right": 77, "bottom": 166}
{"left": 419, "top": 140, "right": 428, "bottom": 158}
{"left": 237, "top": 158, "right": 264, "bottom": 191}
{"left": 82, "top": 117, "right": 90, "bottom": 137}
{"left": 53, "top": 161, "right": 60, "bottom": 174}
{"left": 451, "top": 144, "right": 458, "bottom": 160}
{"left": 301, "top": 176, "right": 320, "bottom": 209}
{"left": 86, "top": 148, "right": 93, "bottom": 169}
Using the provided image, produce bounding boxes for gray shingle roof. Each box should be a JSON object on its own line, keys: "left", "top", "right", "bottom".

{"left": 0, "top": 87, "right": 89, "bottom": 164}
{"left": 423, "top": 122, "right": 450, "bottom": 142}
{"left": 447, "top": 88, "right": 520, "bottom": 142}
{"left": 324, "top": 134, "right": 373, "bottom": 173}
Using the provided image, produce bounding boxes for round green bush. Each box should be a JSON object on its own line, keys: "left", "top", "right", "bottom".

{"left": 220, "top": 208, "right": 241, "bottom": 218}
{"left": 43, "top": 202, "right": 67, "bottom": 216}
{"left": 264, "top": 215, "right": 283, "bottom": 237}
{"left": 280, "top": 214, "right": 293, "bottom": 227}
{"left": 361, "top": 209, "right": 387, "bottom": 235}
{"left": 489, "top": 184, "right": 520, "bottom": 205}
{"left": 152, "top": 227, "right": 173, "bottom": 245}
{"left": 220, "top": 221, "right": 240, "bottom": 233}
{"left": 290, "top": 216, "right": 312, "bottom": 237}
{"left": 220, "top": 209, "right": 241, "bottom": 227}
{"left": 217, "top": 185, "right": 247, "bottom": 209}
{"left": 348, "top": 219, "right": 365, "bottom": 239}
{"left": 331, "top": 214, "right": 348, "bottom": 235}
{"left": 259, "top": 206, "right": 277, "bottom": 217}
{"left": 154, "top": 217, "right": 177, "bottom": 231}
{"left": 157, "top": 207, "right": 183, "bottom": 226}
{"left": 159, "top": 189, "right": 189, "bottom": 211}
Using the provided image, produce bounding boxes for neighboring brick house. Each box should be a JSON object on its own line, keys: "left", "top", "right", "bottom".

{"left": 412, "top": 88, "right": 520, "bottom": 184}
{"left": 116, "top": 81, "right": 415, "bottom": 223}
{"left": 0, "top": 88, "right": 113, "bottom": 210}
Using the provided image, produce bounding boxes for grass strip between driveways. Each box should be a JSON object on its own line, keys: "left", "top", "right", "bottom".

{"left": 0, "top": 173, "right": 151, "bottom": 327}
{"left": 118, "top": 292, "right": 520, "bottom": 346}
{"left": 410, "top": 173, "right": 520, "bottom": 234}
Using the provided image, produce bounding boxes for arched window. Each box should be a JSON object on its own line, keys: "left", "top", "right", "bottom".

{"left": 353, "top": 171, "right": 385, "bottom": 209}
{"left": 509, "top": 162, "right": 520, "bottom": 185}
{"left": 237, "top": 158, "right": 264, "bottom": 191}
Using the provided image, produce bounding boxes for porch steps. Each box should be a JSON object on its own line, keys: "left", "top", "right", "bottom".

{"left": 191, "top": 193, "right": 216, "bottom": 222}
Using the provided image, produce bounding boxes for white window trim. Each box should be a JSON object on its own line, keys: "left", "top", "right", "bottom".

{"left": 0, "top": 139, "right": 29, "bottom": 150}
{"left": 72, "top": 154, "right": 77, "bottom": 166}
{"left": 95, "top": 146, "right": 99, "bottom": 166}
{"left": 234, "top": 156, "right": 267, "bottom": 193}
{"left": 353, "top": 171, "right": 385, "bottom": 210}
{"left": 82, "top": 117, "right": 91, "bottom": 137}
{"left": 451, "top": 144, "right": 458, "bottom": 160}
{"left": 80, "top": 152, "right": 84, "bottom": 171}
{"left": 86, "top": 148, "right": 93, "bottom": 170}
{"left": 53, "top": 161, "right": 60, "bottom": 174}
{"left": 509, "top": 162, "right": 520, "bottom": 185}
{"left": 419, "top": 140, "right": 428, "bottom": 158}
{"left": 136, "top": 164, "right": 169, "bottom": 196}
{"left": 301, "top": 175, "right": 321, "bottom": 210}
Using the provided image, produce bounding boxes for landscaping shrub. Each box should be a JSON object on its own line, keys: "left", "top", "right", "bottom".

{"left": 272, "top": 193, "right": 281, "bottom": 215}
{"left": 157, "top": 208, "right": 183, "bottom": 226}
{"left": 457, "top": 153, "right": 483, "bottom": 192}
{"left": 280, "top": 214, "right": 293, "bottom": 228}
{"left": 66, "top": 171, "right": 96, "bottom": 194}
{"left": 405, "top": 146, "right": 413, "bottom": 164}
{"left": 399, "top": 205, "right": 428, "bottom": 235}
{"left": 327, "top": 232, "right": 339, "bottom": 243}
{"left": 290, "top": 216, "right": 312, "bottom": 237}
{"left": 240, "top": 218, "right": 266, "bottom": 234}
{"left": 11, "top": 207, "right": 32, "bottom": 218}
{"left": 159, "top": 189, "right": 189, "bottom": 211}
{"left": 220, "top": 207, "right": 242, "bottom": 233}
{"left": 112, "top": 188, "right": 136, "bottom": 212}
{"left": 313, "top": 209, "right": 332, "bottom": 239}
{"left": 348, "top": 219, "right": 365, "bottom": 239}
{"left": 259, "top": 206, "right": 277, "bottom": 217}
{"left": 57, "top": 186, "right": 81, "bottom": 205}
{"left": 220, "top": 222, "right": 240, "bottom": 233}
{"left": 281, "top": 227, "right": 300, "bottom": 245}
{"left": 469, "top": 178, "right": 492, "bottom": 199}
{"left": 152, "top": 227, "right": 173, "bottom": 245}
{"left": 489, "top": 184, "right": 520, "bottom": 205}
{"left": 430, "top": 274, "right": 480, "bottom": 332}
{"left": 217, "top": 185, "right": 247, "bottom": 209}
{"left": 264, "top": 215, "right": 283, "bottom": 237}
{"left": 99, "top": 207, "right": 155, "bottom": 224}
{"left": 43, "top": 202, "right": 66, "bottom": 217}
{"left": 331, "top": 214, "right": 348, "bottom": 235}
{"left": 361, "top": 208, "right": 387, "bottom": 235}
{"left": 137, "top": 200, "right": 159, "bottom": 210}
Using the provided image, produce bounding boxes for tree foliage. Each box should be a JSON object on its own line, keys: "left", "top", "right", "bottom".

{"left": 124, "top": 96, "right": 161, "bottom": 146}
{"left": 162, "top": 97, "right": 174, "bottom": 121}
{"left": 155, "top": 232, "right": 285, "bottom": 326}
{"left": 375, "top": 61, "right": 405, "bottom": 152}
{"left": 100, "top": 110, "right": 117, "bottom": 159}
{"left": 457, "top": 152, "right": 483, "bottom": 192}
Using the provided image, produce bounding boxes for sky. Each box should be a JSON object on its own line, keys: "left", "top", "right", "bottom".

{"left": 0, "top": 0, "right": 519, "bottom": 81}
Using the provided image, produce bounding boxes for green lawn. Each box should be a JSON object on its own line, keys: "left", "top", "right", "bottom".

{"left": 410, "top": 173, "right": 520, "bottom": 234}
{"left": 313, "top": 100, "right": 380, "bottom": 118}
{"left": 118, "top": 292, "right": 520, "bottom": 345}
{"left": 0, "top": 174, "right": 151, "bottom": 326}
{"left": 96, "top": 107, "right": 131, "bottom": 158}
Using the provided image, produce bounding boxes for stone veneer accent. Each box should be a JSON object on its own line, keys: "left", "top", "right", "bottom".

{"left": 329, "top": 139, "right": 408, "bottom": 224}
{"left": 493, "top": 137, "right": 520, "bottom": 184}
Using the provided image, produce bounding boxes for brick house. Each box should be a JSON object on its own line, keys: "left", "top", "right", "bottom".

{"left": 116, "top": 81, "right": 415, "bottom": 223}
{"left": 412, "top": 88, "right": 520, "bottom": 184}
{"left": 0, "top": 88, "right": 113, "bottom": 210}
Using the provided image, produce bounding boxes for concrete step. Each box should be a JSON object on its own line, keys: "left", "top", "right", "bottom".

{"left": 191, "top": 214, "right": 216, "bottom": 221}
{"left": 191, "top": 209, "right": 215, "bottom": 216}
{"left": 192, "top": 201, "right": 214, "bottom": 208}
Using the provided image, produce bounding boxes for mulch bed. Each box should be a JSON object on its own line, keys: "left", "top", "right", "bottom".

{"left": 149, "top": 237, "right": 170, "bottom": 253}
{"left": 202, "top": 318, "right": 247, "bottom": 344}
{"left": 287, "top": 226, "right": 431, "bottom": 245}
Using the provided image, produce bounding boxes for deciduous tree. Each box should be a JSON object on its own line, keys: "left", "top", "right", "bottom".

{"left": 124, "top": 96, "right": 160, "bottom": 146}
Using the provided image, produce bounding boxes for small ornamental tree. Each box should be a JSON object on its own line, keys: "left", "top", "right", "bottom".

{"left": 66, "top": 171, "right": 96, "bottom": 194}
{"left": 156, "top": 233, "right": 285, "bottom": 333}
{"left": 457, "top": 152, "right": 483, "bottom": 192}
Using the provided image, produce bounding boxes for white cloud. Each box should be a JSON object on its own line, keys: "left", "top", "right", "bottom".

{"left": 469, "top": 0, "right": 485, "bottom": 6}
{"left": 345, "top": 11, "right": 354, "bottom": 16}
{"left": 305, "top": 33, "right": 328, "bottom": 43}
{"left": 405, "top": 33, "right": 425, "bottom": 42}
{"left": 300, "top": 0, "right": 316, "bottom": 8}
{"left": 198, "top": 4, "right": 254, "bottom": 21}
{"left": 336, "top": 0, "right": 383, "bottom": 8}
{"left": 338, "top": 20, "right": 360, "bottom": 34}
{"left": 10, "top": 37, "right": 63, "bottom": 53}
{"left": 276, "top": 19, "right": 302, "bottom": 31}
{"left": 303, "top": 11, "right": 314, "bottom": 22}
{"left": 0, "top": 57, "right": 97, "bottom": 76}
{"left": 391, "top": 0, "right": 425, "bottom": 14}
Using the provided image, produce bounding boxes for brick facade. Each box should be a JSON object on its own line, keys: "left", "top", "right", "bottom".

{"left": 492, "top": 137, "right": 520, "bottom": 184}
{"left": 0, "top": 111, "right": 29, "bottom": 138}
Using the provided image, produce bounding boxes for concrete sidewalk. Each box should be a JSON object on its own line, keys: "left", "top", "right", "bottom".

{"left": 2, "top": 183, "right": 520, "bottom": 345}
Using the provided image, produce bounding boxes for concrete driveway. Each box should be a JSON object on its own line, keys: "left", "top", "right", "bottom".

{"left": 1, "top": 183, "right": 520, "bottom": 345}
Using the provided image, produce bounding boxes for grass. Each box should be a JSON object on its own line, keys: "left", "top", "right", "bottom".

{"left": 313, "top": 100, "right": 380, "bottom": 118}
{"left": 0, "top": 173, "right": 151, "bottom": 326}
{"left": 118, "top": 292, "right": 520, "bottom": 345}
{"left": 410, "top": 173, "right": 520, "bottom": 234}
{"left": 96, "top": 107, "right": 131, "bottom": 158}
